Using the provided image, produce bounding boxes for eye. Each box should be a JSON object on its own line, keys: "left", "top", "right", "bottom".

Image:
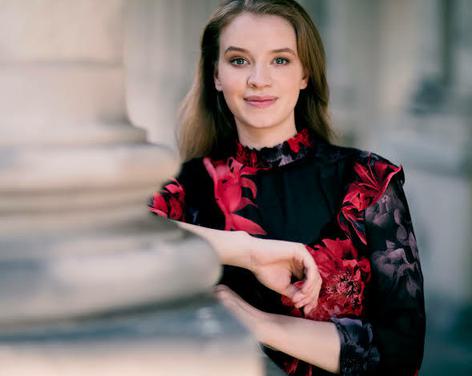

{"left": 229, "top": 57, "right": 248, "bottom": 66}
{"left": 274, "top": 57, "right": 289, "bottom": 65}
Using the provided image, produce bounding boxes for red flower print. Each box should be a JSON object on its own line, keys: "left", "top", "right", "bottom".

{"left": 339, "top": 154, "right": 403, "bottom": 244}
{"left": 203, "top": 157, "right": 267, "bottom": 235}
{"left": 352, "top": 154, "right": 403, "bottom": 207}
{"left": 308, "top": 239, "right": 371, "bottom": 320}
{"left": 286, "top": 127, "right": 311, "bottom": 153}
{"left": 282, "top": 238, "right": 371, "bottom": 321}
{"left": 149, "top": 179, "right": 185, "bottom": 221}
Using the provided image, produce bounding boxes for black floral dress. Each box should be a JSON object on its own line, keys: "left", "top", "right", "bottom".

{"left": 148, "top": 126, "right": 426, "bottom": 376}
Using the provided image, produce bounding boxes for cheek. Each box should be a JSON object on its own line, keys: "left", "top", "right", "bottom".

{"left": 277, "top": 69, "right": 305, "bottom": 90}
{"left": 218, "top": 66, "right": 246, "bottom": 94}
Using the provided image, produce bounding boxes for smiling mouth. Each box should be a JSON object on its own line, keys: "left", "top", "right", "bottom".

{"left": 244, "top": 97, "right": 278, "bottom": 109}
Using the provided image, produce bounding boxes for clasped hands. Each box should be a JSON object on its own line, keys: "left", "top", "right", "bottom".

{"left": 175, "top": 221, "right": 321, "bottom": 315}
{"left": 246, "top": 236, "right": 321, "bottom": 314}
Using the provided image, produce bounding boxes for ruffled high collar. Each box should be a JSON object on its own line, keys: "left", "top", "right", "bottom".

{"left": 233, "top": 127, "right": 316, "bottom": 169}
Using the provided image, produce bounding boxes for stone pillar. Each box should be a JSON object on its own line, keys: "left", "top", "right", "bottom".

{"left": 0, "top": 0, "right": 178, "bottom": 236}
{"left": 0, "top": 1, "right": 263, "bottom": 374}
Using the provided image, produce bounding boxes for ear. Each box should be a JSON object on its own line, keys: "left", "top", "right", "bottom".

{"left": 214, "top": 66, "right": 223, "bottom": 92}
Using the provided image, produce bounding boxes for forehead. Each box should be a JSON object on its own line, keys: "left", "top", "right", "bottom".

{"left": 219, "top": 13, "right": 297, "bottom": 51}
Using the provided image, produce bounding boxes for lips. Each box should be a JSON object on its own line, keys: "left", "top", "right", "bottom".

{"left": 244, "top": 95, "right": 278, "bottom": 109}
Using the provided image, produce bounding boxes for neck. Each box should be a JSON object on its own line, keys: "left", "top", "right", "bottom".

{"left": 235, "top": 121, "right": 298, "bottom": 150}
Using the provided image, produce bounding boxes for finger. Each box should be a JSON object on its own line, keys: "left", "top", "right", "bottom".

{"left": 214, "top": 284, "right": 229, "bottom": 293}
{"left": 214, "top": 285, "right": 237, "bottom": 301}
{"left": 215, "top": 288, "right": 240, "bottom": 310}
{"left": 312, "top": 278, "right": 322, "bottom": 302}
{"left": 293, "top": 248, "right": 316, "bottom": 289}
{"left": 303, "top": 301, "right": 318, "bottom": 316}
{"left": 294, "top": 281, "right": 321, "bottom": 308}
{"left": 291, "top": 286, "right": 312, "bottom": 304}
{"left": 291, "top": 290, "right": 306, "bottom": 304}
{"left": 215, "top": 285, "right": 248, "bottom": 305}
{"left": 294, "top": 295, "right": 314, "bottom": 309}
{"left": 303, "top": 284, "right": 322, "bottom": 314}
{"left": 301, "top": 254, "right": 318, "bottom": 293}
{"left": 301, "top": 273, "right": 314, "bottom": 294}
{"left": 283, "top": 284, "right": 300, "bottom": 301}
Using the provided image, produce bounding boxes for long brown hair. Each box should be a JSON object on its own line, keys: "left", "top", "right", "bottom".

{"left": 177, "top": 0, "right": 334, "bottom": 162}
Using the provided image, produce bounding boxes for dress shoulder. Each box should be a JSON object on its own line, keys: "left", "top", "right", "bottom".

{"left": 325, "top": 145, "right": 405, "bottom": 246}
{"left": 350, "top": 149, "right": 404, "bottom": 210}
{"left": 321, "top": 142, "right": 405, "bottom": 208}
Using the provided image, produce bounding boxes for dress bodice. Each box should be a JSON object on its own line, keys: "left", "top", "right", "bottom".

{"left": 149, "top": 126, "right": 426, "bottom": 376}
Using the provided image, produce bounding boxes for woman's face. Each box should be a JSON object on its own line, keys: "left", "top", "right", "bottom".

{"left": 214, "top": 13, "right": 308, "bottom": 137}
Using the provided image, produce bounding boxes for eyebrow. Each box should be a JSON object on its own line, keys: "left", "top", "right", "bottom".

{"left": 224, "top": 46, "right": 297, "bottom": 56}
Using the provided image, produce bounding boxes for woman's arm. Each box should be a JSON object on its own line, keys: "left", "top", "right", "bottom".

{"left": 217, "top": 174, "right": 425, "bottom": 376}
{"left": 215, "top": 284, "right": 341, "bottom": 374}
{"left": 149, "top": 165, "right": 322, "bottom": 309}
{"left": 174, "top": 221, "right": 253, "bottom": 269}
{"left": 328, "top": 174, "right": 425, "bottom": 375}
{"left": 176, "top": 221, "right": 321, "bottom": 309}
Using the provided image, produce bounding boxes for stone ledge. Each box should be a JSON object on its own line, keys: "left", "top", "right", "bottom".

{"left": 0, "top": 122, "right": 147, "bottom": 147}
{"left": 0, "top": 295, "right": 262, "bottom": 375}
{"left": 0, "top": 143, "right": 179, "bottom": 192}
{"left": 0, "top": 229, "right": 220, "bottom": 325}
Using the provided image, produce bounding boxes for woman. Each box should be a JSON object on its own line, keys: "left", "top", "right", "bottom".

{"left": 149, "top": 0, "right": 426, "bottom": 375}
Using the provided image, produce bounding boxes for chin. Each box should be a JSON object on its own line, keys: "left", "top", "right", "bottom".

{"left": 240, "top": 114, "right": 285, "bottom": 129}
{"left": 242, "top": 120, "right": 281, "bottom": 130}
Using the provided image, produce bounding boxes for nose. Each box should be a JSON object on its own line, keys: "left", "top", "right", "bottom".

{"left": 247, "top": 64, "right": 272, "bottom": 88}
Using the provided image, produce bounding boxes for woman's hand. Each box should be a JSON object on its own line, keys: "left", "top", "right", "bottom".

{"left": 249, "top": 237, "right": 322, "bottom": 315}
{"left": 174, "top": 220, "right": 321, "bottom": 314}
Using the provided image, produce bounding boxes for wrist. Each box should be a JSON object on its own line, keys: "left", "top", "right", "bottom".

{"left": 254, "top": 311, "right": 276, "bottom": 346}
{"left": 216, "top": 230, "right": 253, "bottom": 270}
{"left": 235, "top": 230, "right": 254, "bottom": 270}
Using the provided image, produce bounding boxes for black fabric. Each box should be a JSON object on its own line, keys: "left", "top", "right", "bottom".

{"left": 148, "top": 127, "right": 426, "bottom": 375}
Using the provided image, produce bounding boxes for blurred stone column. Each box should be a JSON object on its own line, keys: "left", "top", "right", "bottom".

{"left": 0, "top": 1, "right": 263, "bottom": 374}
{"left": 0, "top": 0, "right": 178, "bottom": 236}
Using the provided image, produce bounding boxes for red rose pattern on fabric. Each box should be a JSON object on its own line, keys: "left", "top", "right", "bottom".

{"left": 339, "top": 154, "right": 402, "bottom": 245}
{"left": 148, "top": 132, "right": 424, "bottom": 376}
{"left": 281, "top": 238, "right": 371, "bottom": 321}
{"left": 203, "top": 156, "right": 267, "bottom": 235}
{"left": 286, "top": 127, "right": 312, "bottom": 153}
{"left": 149, "top": 178, "right": 186, "bottom": 221}
{"left": 307, "top": 239, "right": 371, "bottom": 320}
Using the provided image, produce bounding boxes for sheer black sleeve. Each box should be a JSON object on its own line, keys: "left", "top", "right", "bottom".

{"left": 148, "top": 166, "right": 186, "bottom": 222}
{"left": 330, "top": 173, "right": 426, "bottom": 375}
{"left": 147, "top": 157, "right": 225, "bottom": 228}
